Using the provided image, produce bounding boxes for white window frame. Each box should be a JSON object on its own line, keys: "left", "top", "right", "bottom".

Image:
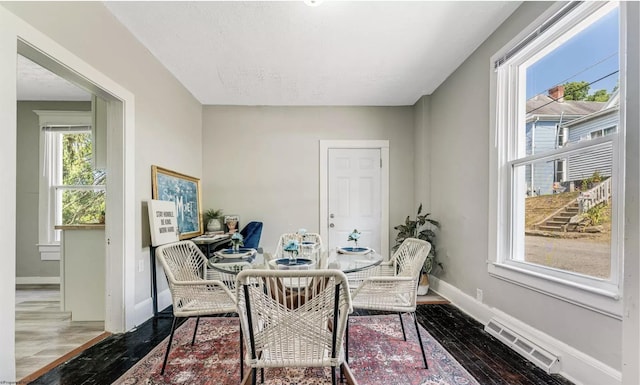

{"left": 35, "top": 110, "right": 94, "bottom": 259}
{"left": 488, "top": 1, "right": 624, "bottom": 318}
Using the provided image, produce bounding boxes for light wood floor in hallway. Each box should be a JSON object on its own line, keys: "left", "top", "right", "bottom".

{"left": 15, "top": 284, "right": 105, "bottom": 381}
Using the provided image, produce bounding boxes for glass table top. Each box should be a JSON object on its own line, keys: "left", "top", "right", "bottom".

{"left": 208, "top": 249, "right": 384, "bottom": 275}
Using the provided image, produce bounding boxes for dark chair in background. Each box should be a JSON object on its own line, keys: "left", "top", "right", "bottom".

{"left": 240, "top": 221, "right": 263, "bottom": 251}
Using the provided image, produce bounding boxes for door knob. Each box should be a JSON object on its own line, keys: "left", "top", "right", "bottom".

{"left": 329, "top": 223, "right": 335, "bottom": 228}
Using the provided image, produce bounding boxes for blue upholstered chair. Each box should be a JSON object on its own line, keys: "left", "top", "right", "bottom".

{"left": 240, "top": 221, "right": 263, "bottom": 250}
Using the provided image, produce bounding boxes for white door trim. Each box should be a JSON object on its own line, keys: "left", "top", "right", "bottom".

{"left": 6, "top": 7, "right": 136, "bottom": 334}
{"left": 319, "top": 140, "right": 390, "bottom": 256}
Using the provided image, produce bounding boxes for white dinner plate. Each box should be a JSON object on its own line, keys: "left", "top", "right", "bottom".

{"left": 337, "top": 247, "right": 373, "bottom": 255}
{"left": 214, "top": 248, "right": 256, "bottom": 259}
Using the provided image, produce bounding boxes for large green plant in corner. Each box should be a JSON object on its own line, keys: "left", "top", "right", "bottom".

{"left": 393, "top": 203, "right": 442, "bottom": 275}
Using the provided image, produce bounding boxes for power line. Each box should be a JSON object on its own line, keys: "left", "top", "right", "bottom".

{"left": 526, "top": 70, "right": 619, "bottom": 115}
{"left": 554, "top": 52, "right": 618, "bottom": 89}
{"left": 529, "top": 51, "right": 618, "bottom": 98}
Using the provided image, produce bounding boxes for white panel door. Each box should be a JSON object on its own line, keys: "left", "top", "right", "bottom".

{"left": 327, "top": 148, "right": 381, "bottom": 251}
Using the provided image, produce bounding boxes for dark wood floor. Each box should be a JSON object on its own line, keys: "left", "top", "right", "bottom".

{"left": 28, "top": 304, "right": 573, "bottom": 385}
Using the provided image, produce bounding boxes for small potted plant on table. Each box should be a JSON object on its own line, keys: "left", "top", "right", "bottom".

{"left": 204, "top": 209, "right": 224, "bottom": 233}
{"left": 347, "top": 229, "right": 361, "bottom": 250}
{"left": 230, "top": 232, "right": 244, "bottom": 253}
{"left": 284, "top": 239, "right": 300, "bottom": 264}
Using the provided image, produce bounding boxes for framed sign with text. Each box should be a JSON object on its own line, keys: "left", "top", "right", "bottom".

{"left": 148, "top": 199, "right": 179, "bottom": 246}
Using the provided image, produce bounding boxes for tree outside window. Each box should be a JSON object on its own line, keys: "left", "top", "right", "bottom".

{"left": 58, "top": 132, "right": 106, "bottom": 225}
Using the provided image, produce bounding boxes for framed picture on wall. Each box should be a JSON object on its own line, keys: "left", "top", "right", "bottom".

{"left": 151, "top": 165, "right": 203, "bottom": 239}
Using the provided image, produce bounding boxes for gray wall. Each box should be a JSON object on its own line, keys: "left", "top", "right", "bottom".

{"left": 201, "top": 106, "right": 415, "bottom": 254}
{"left": 419, "top": 2, "right": 622, "bottom": 369}
{"left": 16, "top": 101, "right": 91, "bottom": 279}
{"left": 413, "top": 95, "right": 431, "bottom": 211}
{"left": 2, "top": 1, "right": 203, "bottom": 318}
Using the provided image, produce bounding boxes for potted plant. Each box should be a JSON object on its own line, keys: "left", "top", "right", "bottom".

{"left": 347, "top": 229, "right": 361, "bottom": 249}
{"left": 393, "top": 203, "right": 441, "bottom": 295}
{"left": 204, "top": 208, "right": 224, "bottom": 233}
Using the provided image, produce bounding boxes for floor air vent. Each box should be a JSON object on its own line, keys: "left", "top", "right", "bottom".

{"left": 484, "top": 318, "right": 560, "bottom": 374}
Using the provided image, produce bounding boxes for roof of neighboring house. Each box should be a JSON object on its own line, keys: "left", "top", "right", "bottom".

{"left": 526, "top": 94, "right": 605, "bottom": 118}
{"left": 603, "top": 88, "right": 620, "bottom": 109}
{"left": 561, "top": 90, "right": 620, "bottom": 128}
{"left": 562, "top": 105, "right": 619, "bottom": 128}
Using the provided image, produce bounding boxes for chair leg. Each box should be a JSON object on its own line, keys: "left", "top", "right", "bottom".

{"left": 345, "top": 316, "right": 350, "bottom": 363}
{"left": 332, "top": 366, "right": 337, "bottom": 385}
{"left": 239, "top": 323, "right": 244, "bottom": 382}
{"left": 412, "top": 312, "right": 428, "bottom": 369}
{"left": 399, "top": 312, "right": 407, "bottom": 341}
{"left": 251, "top": 368, "right": 257, "bottom": 385}
{"left": 161, "top": 316, "right": 179, "bottom": 375}
{"left": 191, "top": 316, "right": 201, "bottom": 346}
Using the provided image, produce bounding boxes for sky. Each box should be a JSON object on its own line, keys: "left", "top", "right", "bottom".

{"left": 526, "top": 6, "right": 619, "bottom": 100}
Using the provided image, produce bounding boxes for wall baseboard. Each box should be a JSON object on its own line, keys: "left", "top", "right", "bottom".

{"left": 429, "top": 276, "right": 621, "bottom": 385}
{"left": 16, "top": 276, "right": 60, "bottom": 285}
{"left": 133, "top": 289, "right": 172, "bottom": 327}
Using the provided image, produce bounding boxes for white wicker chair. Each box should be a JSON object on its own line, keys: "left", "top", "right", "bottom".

{"left": 262, "top": 251, "right": 277, "bottom": 269}
{"left": 155, "top": 240, "right": 242, "bottom": 377}
{"left": 236, "top": 269, "right": 353, "bottom": 385}
{"left": 301, "top": 232, "right": 323, "bottom": 249}
{"left": 207, "top": 260, "right": 253, "bottom": 292}
{"left": 346, "top": 237, "right": 431, "bottom": 369}
{"left": 300, "top": 232, "right": 323, "bottom": 264}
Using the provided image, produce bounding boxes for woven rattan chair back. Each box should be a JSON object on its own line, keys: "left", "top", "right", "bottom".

{"left": 207, "top": 261, "right": 252, "bottom": 290}
{"left": 392, "top": 237, "right": 432, "bottom": 278}
{"left": 236, "top": 269, "right": 352, "bottom": 385}
{"left": 301, "top": 232, "right": 324, "bottom": 249}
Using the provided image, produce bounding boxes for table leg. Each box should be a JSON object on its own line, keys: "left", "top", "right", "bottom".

{"left": 150, "top": 247, "right": 158, "bottom": 316}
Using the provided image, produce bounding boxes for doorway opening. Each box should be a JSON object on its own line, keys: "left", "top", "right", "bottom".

{"left": 13, "top": 35, "right": 134, "bottom": 379}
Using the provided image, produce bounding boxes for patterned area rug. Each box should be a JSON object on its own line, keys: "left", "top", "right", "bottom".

{"left": 114, "top": 314, "right": 478, "bottom": 385}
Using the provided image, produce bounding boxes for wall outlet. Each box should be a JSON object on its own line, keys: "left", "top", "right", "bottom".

{"left": 476, "top": 288, "right": 483, "bottom": 303}
{"left": 138, "top": 259, "right": 144, "bottom": 273}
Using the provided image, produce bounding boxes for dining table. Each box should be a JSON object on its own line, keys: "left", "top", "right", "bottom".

{"left": 207, "top": 246, "right": 384, "bottom": 275}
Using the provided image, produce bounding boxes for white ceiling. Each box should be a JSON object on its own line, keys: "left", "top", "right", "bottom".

{"left": 104, "top": 1, "right": 520, "bottom": 106}
{"left": 17, "top": 55, "right": 91, "bottom": 101}
{"left": 17, "top": 1, "right": 521, "bottom": 106}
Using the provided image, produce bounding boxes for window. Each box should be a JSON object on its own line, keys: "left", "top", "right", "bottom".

{"left": 490, "top": 2, "right": 623, "bottom": 316}
{"left": 47, "top": 129, "right": 106, "bottom": 242}
{"left": 590, "top": 126, "right": 617, "bottom": 139}
{"left": 36, "top": 111, "right": 106, "bottom": 253}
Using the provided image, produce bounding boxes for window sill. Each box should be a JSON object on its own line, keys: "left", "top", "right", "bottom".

{"left": 54, "top": 224, "right": 105, "bottom": 230}
{"left": 37, "top": 243, "right": 60, "bottom": 261}
{"left": 488, "top": 262, "right": 622, "bottom": 319}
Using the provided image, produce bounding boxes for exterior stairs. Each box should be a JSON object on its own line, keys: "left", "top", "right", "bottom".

{"left": 533, "top": 178, "right": 611, "bottom": 232}
{"left": 536, "top": 202, "right": 580, "bottom": 232}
